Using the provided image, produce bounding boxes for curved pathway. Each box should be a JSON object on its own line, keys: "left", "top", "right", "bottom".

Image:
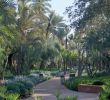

{"left": 23, "top": 77, "right": 99, "bottom": 100}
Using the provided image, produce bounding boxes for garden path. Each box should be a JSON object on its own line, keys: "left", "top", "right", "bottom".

{"left": 22, "top": 77, "right": 99, "bottom": 100}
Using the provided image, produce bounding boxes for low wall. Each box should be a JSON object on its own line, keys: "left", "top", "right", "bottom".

{"left": 78, "top": 84, "right": 103, "bottom": 93}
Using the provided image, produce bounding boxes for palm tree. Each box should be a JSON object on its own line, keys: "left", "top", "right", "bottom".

{"left": 31, "top": 0, "right": 51, "bottom": 14}
{"left": 47, "top": 12, "right": 69, "bottom": 43}
{"left": 0, "top": 0, "right": 15, "bottom": 25}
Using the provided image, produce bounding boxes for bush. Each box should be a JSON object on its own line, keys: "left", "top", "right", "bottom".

{"left": 6, "top": 93, "right": 19, "bottom": 100}
{"left": 92, "top": 81, "right": 105, "bottom": 85}
{"left": 28, "top": 76, "right": 39, "bottom": 85}
{"left": 63, "top": 96, "right": 77, "bottom": 100}
{"left": 15, "top": 82, "right": 28, "bottom": 97}
{"left": 0, "top": 86, "right": 19, "bottom": 100}
{"left": 6, "top": 81, "right": 28, "bottom": 97}
{"left": 0, "top": 86, "right": 7, "bottom": 94}
{"left": 94, "top": 71, "right": 110, "bottom": 77}
{"left": 6, "top": 83, "right": 20, "bottom": 94}
{"left": 19, "top": 80, "right": 34, "bottom": 95}
{"left": 0, "top": 86, "right": 7, "bottom": 99}
{"left": 0, "top": 96, "right": 4, "bottom": 100}
{"left": 5, "top": 71, "right": 49, "bottom": 98}
{"left": 64, "top": 79, "right": 81, "bottom": 91}
{"left": 99, "top": 92, "right": 110, "bottom": 100}
{"left": 64, "top": 76, "right": 107, "bottom": 91}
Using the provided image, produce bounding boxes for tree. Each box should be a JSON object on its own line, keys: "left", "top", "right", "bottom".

{"left": 66, "top": 0, "right": 110, "bottom": 76}
{"left": 0, "top": 0, "right": 19, "bottom": 79}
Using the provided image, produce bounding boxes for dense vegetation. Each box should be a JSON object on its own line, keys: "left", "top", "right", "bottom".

{"left": 0, "top": 70, "right": 50, "bottom": 99}
{"left": 64, "top": 73, "right": 110, "bottom": 100}
{"left": 0, "top": 0, "right": 78, "bottom": 78}
{"left": 0, "top": 0, "right": 110, "bottom": 99}
{"left": 0, "top": 0, "right": 77, "bottom": 99}
{"left": 66, "top": 0, "right": 110, "bottom": 77}
{"left": 64, "top": 0, "right": 110, "bottom": 99}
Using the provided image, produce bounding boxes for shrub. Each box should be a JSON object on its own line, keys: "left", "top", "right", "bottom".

{"left": 0, "top": 86, "right": 19, "bottom": 100}
{"left": 6, "top": 83, "right": 20, "bottom": 94}
{"left": 35, "top": 96, "right": 42, "bottom": 100}
{"left": 15, "top": 82, "right": 28, "bottom": 97}
{"left": 6, "top": 81, "right": 28, "bottom": 97}
{"left": 63, "top": 96, "right": 77, "bottom": 100}
{"left": 99, "top": 85, "right": 110, "bottom": 100}
{"left": 92, "top": 81, "right": 105, "bottom": 85}
{"left": 99, "top": 92, "right": 110, "bottom": 100}
{"left": 5, "top": 71, "right": 49, "bottom": 98}
{"left": 0, "top": 86, "right": 7, "bottom": 94}
{"left": 19, "top": 80, "right": 34, "bottom": 95}
{"left": 28, "top": 75, "right": 40, "bottom": 85}
{"left": 6, "top": 93, "right": 19, "bottom": 100}
{"left": 94, "top": 71, "right": 110, "bottom": 77}
{"left": 0, "top": 86, "right": 7, "bottom": 99}
{"left": 64, "top": 79, "right": 81, "bottom": 91}
{"left": 0, "top": 96, "right": 4, "bottom": 100}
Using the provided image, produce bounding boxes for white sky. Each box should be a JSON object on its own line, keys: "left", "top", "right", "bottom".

{"left": 50, "top": 0, "right": 73, "bottom": 23}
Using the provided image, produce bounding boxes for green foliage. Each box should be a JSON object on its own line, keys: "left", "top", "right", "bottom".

{"left": 0, "top": 86, "right": 19, "bottom": 100}
{"left": 6, "top": 81, "right": 29, "bottom": 96}
{"left": 5, "top": 73, "right": 49, "bottom": 98}
{"left": 99, "top": 93, "right": 109, "bottom": 100}
{"left": 0, "top": 86, "right": 7, "bottom": 98}
{"left": 0, "top": 0, "right": 68, "bottom": 76}
{"left": 6, "top": 83, "right": 21, "bottom": 94}
{"left": 92, "top": 81, "right": 105, "bottom": 86}
{"left": 94, "top": 72, "right": 110, "bottom": 77}
{"left": 6, "top": 94, "right": 20, "bottom": 100}
{"left": 64, "top": 75, "right": 110, "bottom": 100}
{"left": 35, "top": 96, "right": 42, "bottom": 100}
{"left": 63, "top": 96, "right": 77, "bottom": 100}
{"left": 64, "top": 76, "right": 110, "bottom": 91}
{"left": 64, "top": 79, "right": 81, "bottom": 91}
{"left": 54, "top": 90, "right": 77, "bottom": 100}
{"left": 15, "top": 82, "right": 28, "bottom": 97}
{"left": 66, "top": 0, "right": 110, "bottom": 76}
{"left": 6, "top": 80, "right": 33, "bottom": 97}
{"left": 55, "top": 90, "right": 61, "bottom": 100}
{"left": 19, "top": 80, "right": 34, "bottom": 94}
{"left": 6, "top": 81, "right": 32, "bottom": 97}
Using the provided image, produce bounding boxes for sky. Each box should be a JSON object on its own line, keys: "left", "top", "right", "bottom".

{"left": 50, "top": 0, "right": 73, "bottom": 23}
{"left": 50, "top": 0, "right": 74, "bottom": 34}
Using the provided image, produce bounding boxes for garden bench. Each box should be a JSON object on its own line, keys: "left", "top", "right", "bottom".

{"left": 78, "top": 84, "right": 103, "bottom": 93}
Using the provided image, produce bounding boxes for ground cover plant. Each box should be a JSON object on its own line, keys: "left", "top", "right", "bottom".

{"left": 2, "top": 71, "right": 50, "bottom": 99}
{"left": 0, "top": 86, "right": 19, "bottom": 100}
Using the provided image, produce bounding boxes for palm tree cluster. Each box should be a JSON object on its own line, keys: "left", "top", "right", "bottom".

{"left": 0, "top": 0, "right": 75, "bottom": 76}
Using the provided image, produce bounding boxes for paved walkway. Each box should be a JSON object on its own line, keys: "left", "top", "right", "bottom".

{"left": 23, "top": 77, "right": 99, "bottom": 100}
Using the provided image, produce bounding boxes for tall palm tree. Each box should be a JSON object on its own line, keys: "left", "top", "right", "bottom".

{"left": 0, "top": 0, "right": 15, "bottom": 25}
{"left": 31, "top": 0, "right": 51, "bottom": 14}
{"left": 47, "top": 11, "right": 69, "bottom": 43}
